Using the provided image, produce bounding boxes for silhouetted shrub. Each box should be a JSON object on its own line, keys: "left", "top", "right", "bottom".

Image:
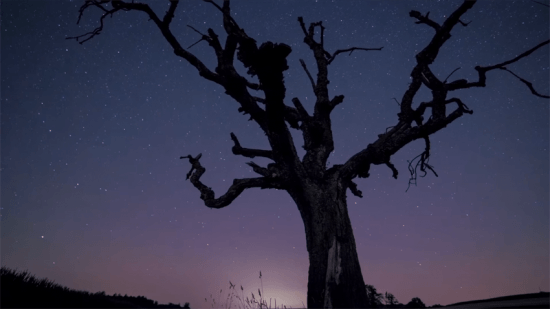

{"left": 1, "top": 266, "right": 189, "bottom": 308}
{"left": 365, "top": 284, "right": 384, "bottom": 308}
{"left": 405, "top": 297, "right": 426, "bottom": 308}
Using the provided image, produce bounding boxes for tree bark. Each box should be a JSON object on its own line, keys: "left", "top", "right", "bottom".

{"left": 287, "top": 174, "right": 368, "bottom": 308}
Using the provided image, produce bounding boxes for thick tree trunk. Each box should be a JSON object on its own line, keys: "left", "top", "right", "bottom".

{"left": 288, "top": 176, "right": 368, "bottom": 308}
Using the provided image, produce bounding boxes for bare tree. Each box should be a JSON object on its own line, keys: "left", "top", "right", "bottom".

{"left": 68, "top": 0, "right": 549, "bottom": 308}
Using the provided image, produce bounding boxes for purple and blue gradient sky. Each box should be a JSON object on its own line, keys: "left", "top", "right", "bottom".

{"left": 2, "top": 0, "right": 548, "bottom": 308}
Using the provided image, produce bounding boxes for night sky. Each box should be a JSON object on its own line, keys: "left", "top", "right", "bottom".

{"left": 2, "top": 0, "right": 548, "bottom": 308}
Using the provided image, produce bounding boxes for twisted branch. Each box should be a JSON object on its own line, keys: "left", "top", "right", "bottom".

{"left": 180, "top": 154, "right": 284, "bottom": 208}
{"left": 66, "top": 0, "right": 120, "bottom": 44}
{"left": 406, "top": 137, "right": 438, "bottom": 192}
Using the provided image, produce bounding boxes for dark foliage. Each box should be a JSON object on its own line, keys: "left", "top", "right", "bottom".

{"left": 405, "top": 297, "right": 426, "bottom": 308}
{"left": 365, "top": 284, "right": 384, "bottom": 308}
{"left": 1, "top": 266, "right": 189, "bottom": 308}
{"left": 384, "top": 292, "right": 399, "bottom": 306}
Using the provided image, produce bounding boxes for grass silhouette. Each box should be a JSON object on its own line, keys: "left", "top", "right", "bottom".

{"left": 5, "top": 265, "right": 476, "bottom": 308}
{"left": 204, "top": 270, "right": 303, "bottom": 309}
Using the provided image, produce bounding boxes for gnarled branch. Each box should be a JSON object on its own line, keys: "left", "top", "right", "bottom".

{"left": 446, "top": 39, "right": 550, "bottom": 96}
{"left": 406, "top": 137, "right": 438, "bottom": 192}
{"left": 66, "top": 1, "right": 120, "bottom": 44}
{"left": 180, "top": 154, "right": 284, "bottom": 209}
{"left": 338, "top": 0, "right": 478, "bottom": 187}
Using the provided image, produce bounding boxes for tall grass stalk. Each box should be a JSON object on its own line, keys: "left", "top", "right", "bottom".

{"left": 205, "top": 270, "right": 294, "bottom": 309}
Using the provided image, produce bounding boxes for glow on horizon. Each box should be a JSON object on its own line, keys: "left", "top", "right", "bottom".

{"left": 205, "top": 276, "right": 307, "bottom": 309}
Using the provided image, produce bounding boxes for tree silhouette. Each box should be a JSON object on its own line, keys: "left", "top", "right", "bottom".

{"left": 406, "top": 297, "right": 426, "bottom": 308}
{"left": 365, "top": 284, "right": 384, "bottom": 308}
{"left": 384, "top": 292, "right": 399, "bottom": 307}
{"left": 68, "top": 0, "right": 548, "bottom": 308}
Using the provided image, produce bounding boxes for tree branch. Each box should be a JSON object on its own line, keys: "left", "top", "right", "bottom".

{"left": 245, "top": 80, "right": 261, "bottom": 90}
{"left": 282, "top": 105, "right": 302, "bottom": 129}
{"left": 326, "top": 47, "right": 384, "bottom": 65}
{"left": 245, "top": 161, "right": 270, "bottom": 177}
{"left": 445, "top": 39, "right": 550, "bottom": 96}
{"left": 531, "top": 0, "right": 550, "bottom": 8}
{"left": 163, "top": 0, "right": 178, "bottom": 27}
{"left": 230, "top": 132, "right": 274, "bottom": 160}
{"left": 180, "top": 154, "right": 284, "bottom": 209}
{"left": 406, "top": 137, "right": 438, "bottom": 192}
{"left": 339, "top": 98, "right": 473, "bottom": 184}
{"left": 415, "top": 98, "right": 473, "bottom": 123}
{"left": 414, "top": 1, "right": 475, "bottom": 65}
{"left": 498, "top": 67, "right": 549, "bottom": 99}
{"left": 409, "top": 7, "right": 470, "bottom": 31}
{"left": 347, "top": 179, "right": 363, "bottom": 198}
{"left": 480, "top": 39, "right": 548, "bottom": 70}
{"left": 185, "top": 25, "right": 225, "bottom": 67}
{"left": 202, "top": 0, "right": 224, "bottom": 13}
{"left": 69, "top": 0, "right": 282, "bottom": 138}
{"left": 291, "top": 97, "right": 311, "bottom": 121}
{"left": 66, "top": 1, "right": 120, "bottom": 44}
{"left": 398, "top": 1, "right": 476, "bottom": 124}
{"left": 186, "top": 25, "right": 209, "bottom": 49}
{"left": 253, "top": 99, "right": 302, "bottom": 129}
{"left": 385, "top": 161, "right": 398, "bottom": 179}
{"left": 109, "top": 1, "right": 225, "bottom": 85}
{"left": 409, "top": 10, "right": 440, "bottom": 31}
{"left": 327, "top": 95, "right": 345, "bottom": 114}
{"left": 443, "top": 67, "right": 461, "bottom": 83}
{"left": 299, "top": 59, "right": 316, "bottom": 91}
{"left": 252, "top": 96, "right": 265, "bottom": 103}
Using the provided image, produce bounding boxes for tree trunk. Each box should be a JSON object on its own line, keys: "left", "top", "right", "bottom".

{"left": 288, "top": 175, "right": 368, "bottom": 308}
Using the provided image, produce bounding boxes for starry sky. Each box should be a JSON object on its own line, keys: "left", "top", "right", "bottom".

{"left": 1, "top": 0, "right": 549, "bottom": 308}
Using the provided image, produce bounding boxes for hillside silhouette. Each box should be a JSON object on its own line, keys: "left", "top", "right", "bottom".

{"left": 1, "top": 266, "right": 190, "bottom": 308}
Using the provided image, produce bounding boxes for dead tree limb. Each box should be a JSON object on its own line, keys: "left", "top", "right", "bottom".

{"left": 445, "top": 39, "right": 550, "bottom": 94}
{"left": 180, "top": 154, "right": 284, "bottom": 208}
{"left": 230, "top": 132, "right": 274, "bottom": 160}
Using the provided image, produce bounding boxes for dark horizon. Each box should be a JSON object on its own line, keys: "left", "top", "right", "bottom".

{"left": 1, "top": 0, "right": 548, "bottom": 308}
{"left": 2, "top": 264, "right": 548, "bottom": 309}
